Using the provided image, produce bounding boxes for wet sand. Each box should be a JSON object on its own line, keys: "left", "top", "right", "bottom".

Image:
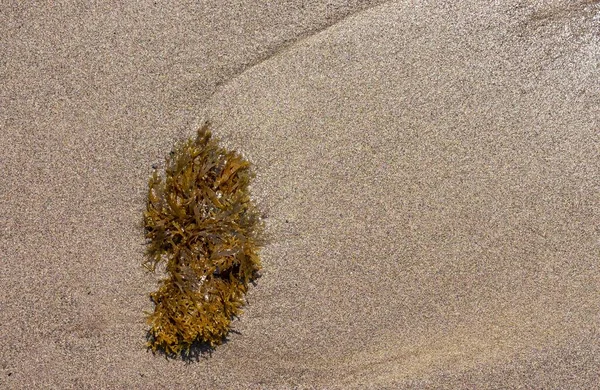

{"left": 2, "top": 1, "right": 599, "bottom": 388}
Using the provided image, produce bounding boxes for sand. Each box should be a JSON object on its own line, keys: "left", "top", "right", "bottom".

{"left": 1, "top": 1, "right": 599, "bottom": 388}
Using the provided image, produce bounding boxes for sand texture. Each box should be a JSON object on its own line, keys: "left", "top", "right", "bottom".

{"left": 2, "top": 1, "right": 599, "bottom": 389}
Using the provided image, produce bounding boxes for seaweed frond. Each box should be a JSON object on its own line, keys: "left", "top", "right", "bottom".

{"left": 143, "top": 123, "right": 262, "bottom": 356}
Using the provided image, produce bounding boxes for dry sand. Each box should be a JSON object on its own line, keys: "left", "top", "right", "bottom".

{"left": 1, "top": 1, "right": 599, "bottom": 389}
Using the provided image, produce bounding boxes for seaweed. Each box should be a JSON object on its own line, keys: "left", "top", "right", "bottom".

{"left": 143, "top": 122, "right": 263, "bottom": 357}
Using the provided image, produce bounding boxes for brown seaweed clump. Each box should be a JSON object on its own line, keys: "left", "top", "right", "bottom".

{"left": 143, "top": 123, "right": 262, "bottom": 356}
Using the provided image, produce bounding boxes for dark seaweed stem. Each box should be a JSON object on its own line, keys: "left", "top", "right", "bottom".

{"left": 143, "top": 123, "right": 263, "bottom": 356}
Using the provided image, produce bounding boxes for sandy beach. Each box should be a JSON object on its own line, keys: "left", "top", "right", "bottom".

{"left": 2, "top": 1, "right": 599, "bottom": 388}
